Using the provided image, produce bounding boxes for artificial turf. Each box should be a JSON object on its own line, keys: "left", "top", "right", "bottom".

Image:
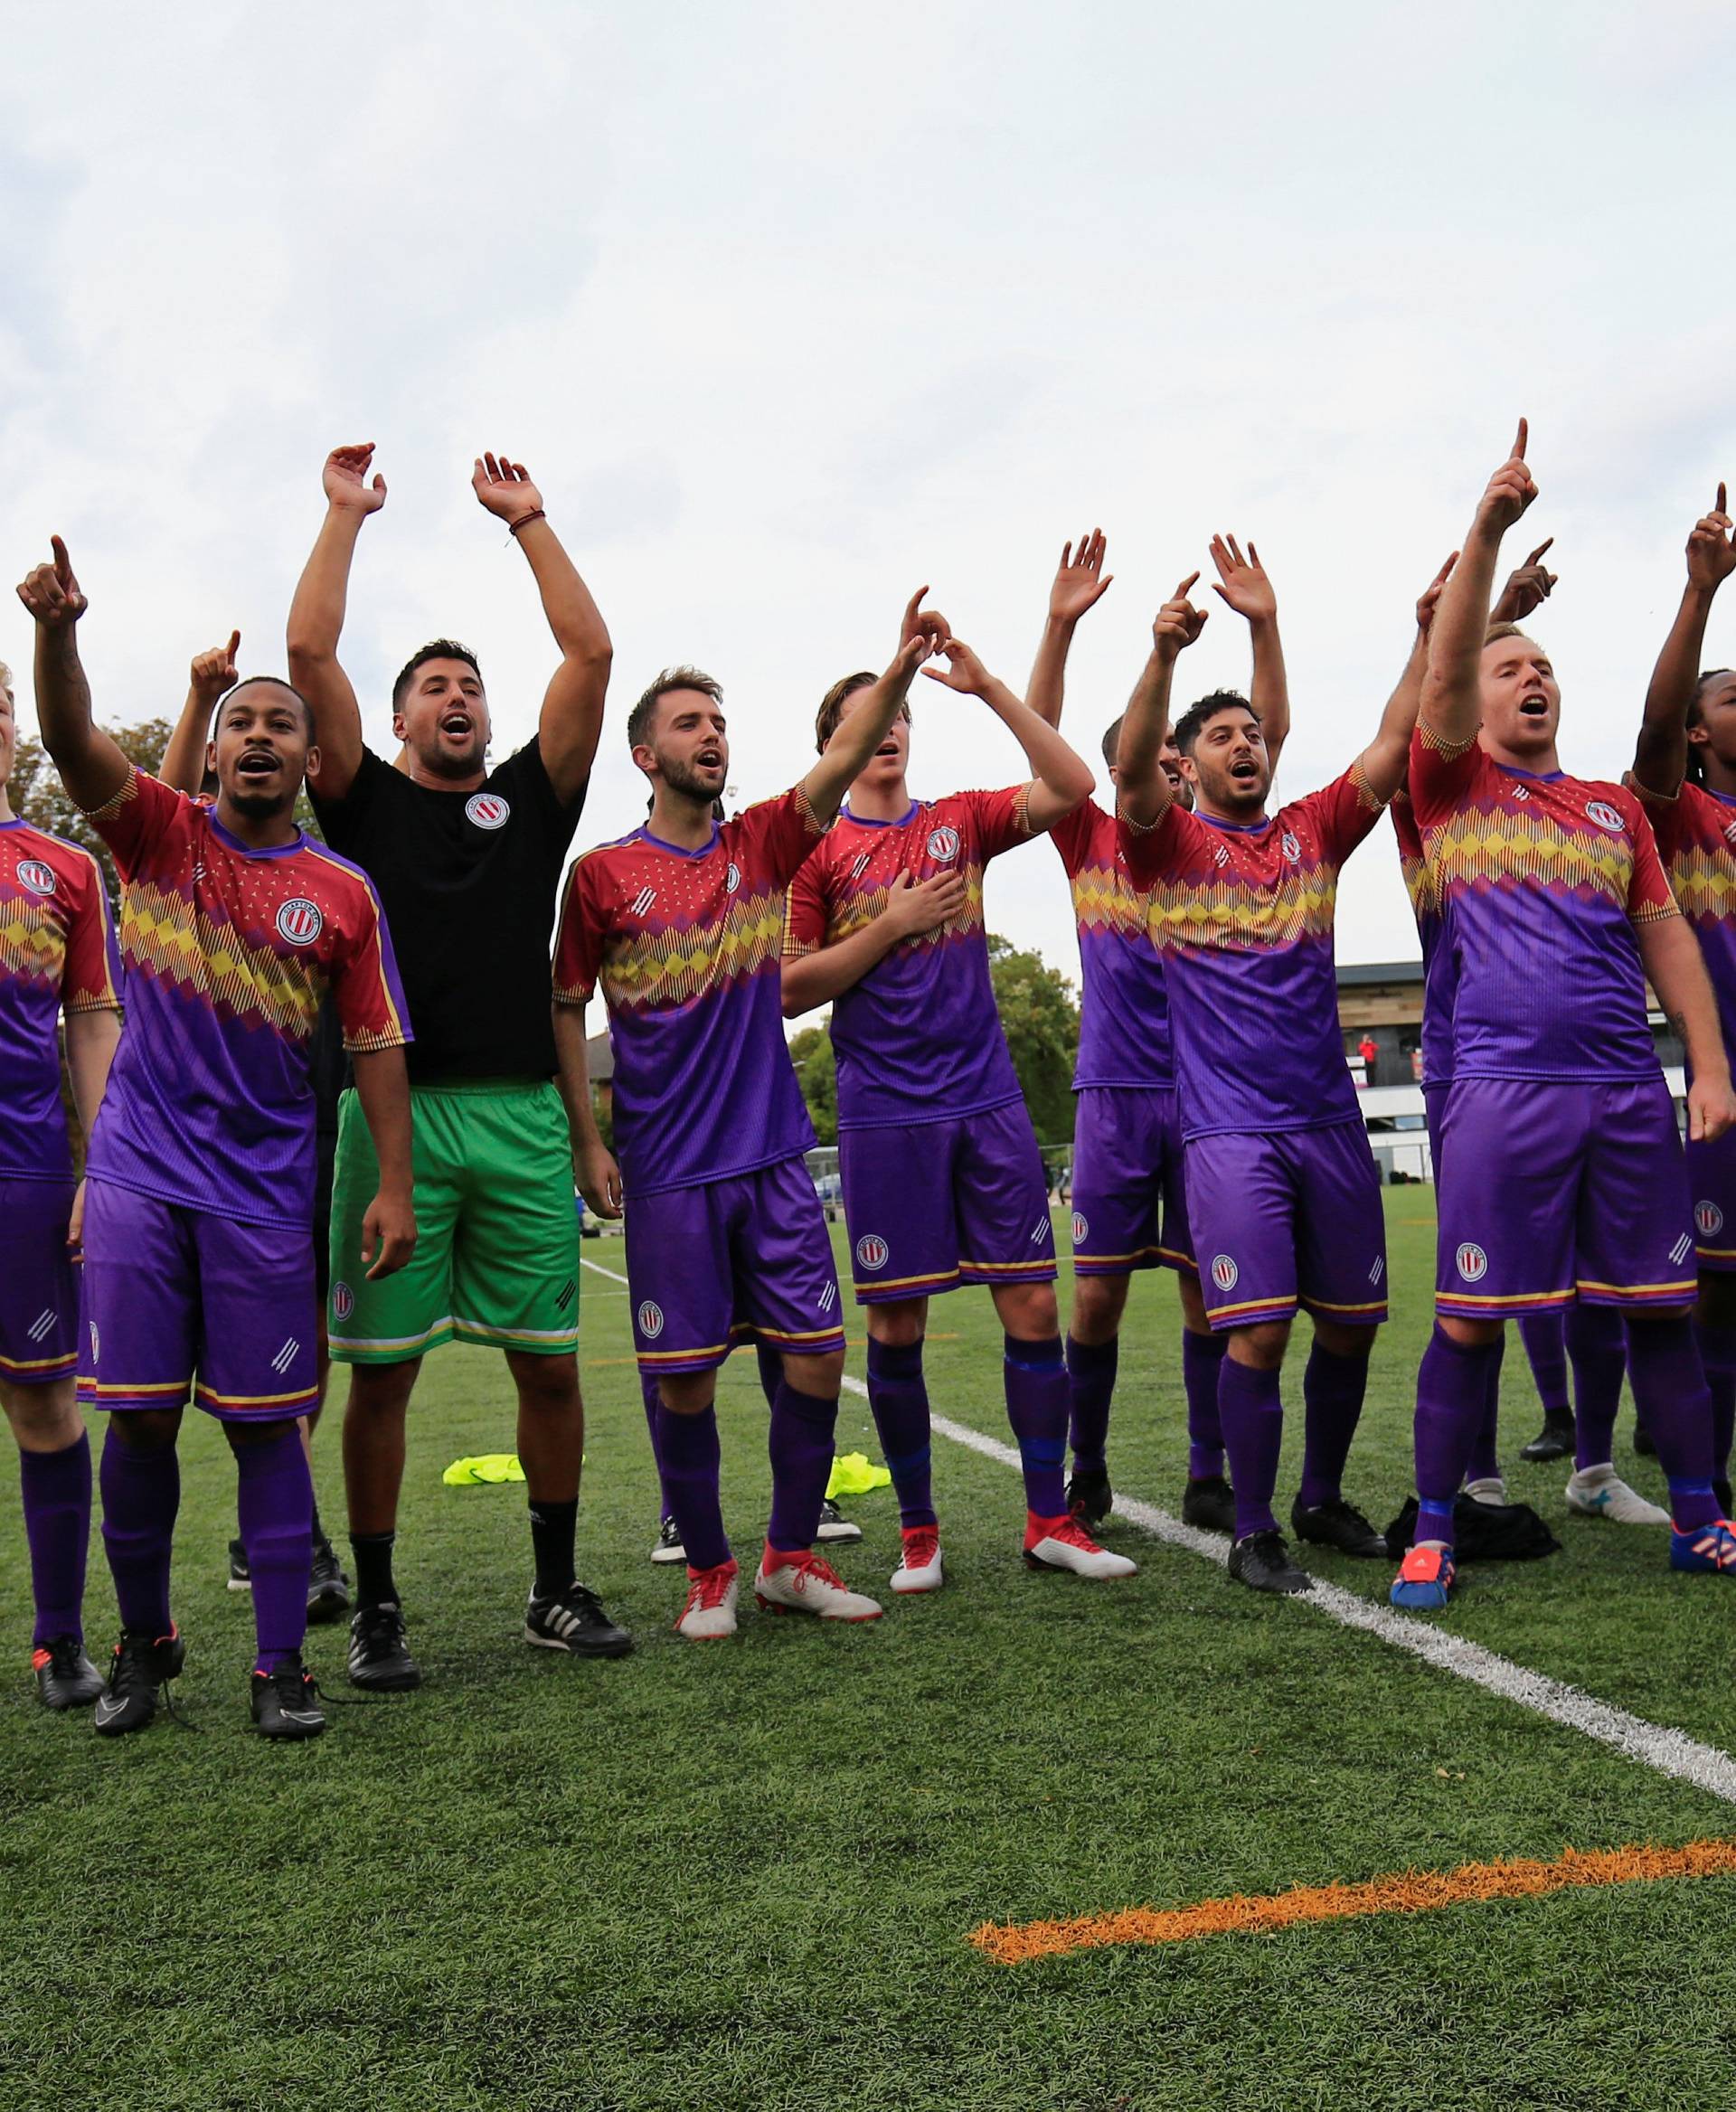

{"left": 3, "top": 1190, "right": 1734, "bottom": 2112}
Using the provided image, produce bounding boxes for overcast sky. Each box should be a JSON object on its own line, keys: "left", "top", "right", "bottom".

{"left": 5, "top": 1, "right": 1735, "bottom": 982}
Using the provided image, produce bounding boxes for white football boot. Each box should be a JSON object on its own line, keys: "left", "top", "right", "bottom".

{"left": 753, "top": 1549, "right": 883, "bottom": 1621}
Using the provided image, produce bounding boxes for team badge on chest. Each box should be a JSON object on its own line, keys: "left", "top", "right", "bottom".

{"left": 466, "top": 793, "right": 511, "bottom": 831}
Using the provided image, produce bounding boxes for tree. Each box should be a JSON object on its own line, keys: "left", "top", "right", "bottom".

{"left": 788, "top": 1023, "right": 837, "bottom": 1146}
{"left": 987, "top": 933, "right": 1080, "bottom": 1146}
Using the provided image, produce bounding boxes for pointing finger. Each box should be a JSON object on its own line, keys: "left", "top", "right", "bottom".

{"left": 1512, "top": 416, "right": 1528, "bottom": 461}
{"left": 1524, "top": 537, "right": 1553, "bottom": 566}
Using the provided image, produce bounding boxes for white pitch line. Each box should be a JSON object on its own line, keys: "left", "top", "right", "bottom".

{"left": 580, "top": 1256, "right": 631, "bottom": 1286}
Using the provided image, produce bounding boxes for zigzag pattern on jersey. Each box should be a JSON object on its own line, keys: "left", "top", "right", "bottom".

{"left": 1425, "top": 806, "right": 1639, "bottom": 907}
{"left": 1145, "top": 863, "right": 1340, "bottom": 956}
{"left": 1397, "top": 848, "right": 1436, "bottom": 922}
{"left": 604, "top": 885, "right": 788, "bottom": 1011}
{"left": 0, "top": 892, "right": 68, "bottom": 986}
{"left": 119, "top": 880, "right": 321, "bottom": 1040}
{"left": 1661, "top": 839, "right": 1736, "bottom": 927}
{"left": 817, "top": 863, "right": 988, "bottom": 950}
{"left": 1070, "top": 862, "right": 1149, "bottom": 938}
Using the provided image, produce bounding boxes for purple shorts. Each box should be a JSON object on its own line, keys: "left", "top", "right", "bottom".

{"left": 1435, "top": 1077, "right": 1696, "bottom": 1319}
{"left": 0, "top": 1176, "right": 79, "bottom": 1387}
{"left": 1069, "top": 1086, "right": 1194, "bottom": 1278}
{"left": 1687, "top": 1125, "right": 1736, "bottom": 1274}
{"left": 627, "top": 1155, "right": 846, "bottom": 1374}
{"left": 839, "top": 1099, "right": 1056, "bottom": 1305}
{"left": 77, "top": 1180, "right": 319, "bottom": 1421}
{"left": 1185, "top": 1120, "right": 1388, "bottom": 1332}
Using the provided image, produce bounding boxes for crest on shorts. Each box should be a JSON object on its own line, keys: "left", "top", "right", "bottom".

{"left": 1456, "top": 1242, "right": 1488, "bottom": 1282}
{"left": 1280, "top": 832, "right": 1302, "bottom": 863}
{"left": 926, "top": 826, "right": 961, "bottom": 864}
{"left": 1071, "top": 1212, "right": 1089, "bottom": 1246}
{"left": 725, "top": 862, "right": 741, "bottom": 895}
{"left": 466, "top": 792, "right": 511, "bottom": 831}
{"left": 331, "top": 1281, "right": 354, "bottom": 1322}
{"left": 1585, "top": 799, "right": 1624, "bottom": 834}
{"left": 637, "top": 1300, "right": 665, "bottom": 1340}
{"left": 1696, "top": 1200, "right": 1725, "bottom": 1239}
{"left": 15, "top": 858, "right": 56, "bottom": 897}
{"left": 855, "top": 1234, "right": 889, "bottom": 1272}
{"left": 276, "top": 898, "right": 324, "bottom": 946}
{"left": 1211, "top": 1254, "right": 1239, "bottom": 1293}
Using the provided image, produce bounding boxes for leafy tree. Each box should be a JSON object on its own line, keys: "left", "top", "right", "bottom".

{"left": 987, "top": 932, "right": 1080, "bottom": 1146}
{"left": 788, "top": 1023, "right": 838, "bottom": 1146}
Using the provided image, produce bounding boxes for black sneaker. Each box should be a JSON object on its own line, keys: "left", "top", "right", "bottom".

{"left": 347, "top": 1602, "right": 422, "bottom": 1692}
{"left": 1067, "top": 1466, "right": 1113, "bottom": 1527}
{"left": 524, "top": 1582, "right": 634, "bottom": 1659}
{"left": 33, "top": 1635, "right": 104, "bottom": 1710}
{"left": 307, "top": 1536, "right": 352, "bottom": 1626}
{"left": 1291, "top": 1495, "right": 1387, "bottom": 1559}
{"left": 250, "top": 1657, "right": 328, "bottom": 1740}
{"left": 93, "top": 1626, "right": 186, "bottom": 1737}
{"left": 1634, "top": 1419, "right": 1657, "bottom": 1458}
{"left": 1181, "top": 1474, "right": 1236, "bottom": 1533}
{"left": 816, "top": 1497, "right": 863, "bottom": 1546}
{"left": 1520, "top": 1414, "right": 1575, "bottom": 1463}
{"left": 1227, "top": 1531, "right": 1312, "bottom": 1596}
{"left": 649, "top": 1517, "right": 686, "bottom": 1565}
{"left": 226, "top": 1538, "right": 251, "bottom": 1591}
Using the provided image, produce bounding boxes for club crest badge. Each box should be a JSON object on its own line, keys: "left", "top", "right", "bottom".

{"left": 1585, "top": 800, "right": 1624, "bottom": 834}
{"left": 331, "top": 1281, "right": 354, "bottom": 1322}
{"left": 637, "top": 1301, "right": 665, "bottom": 1340}
{"left": 1456, "top": 1242, "right": 1488, "bottom": 1282}
{"left": 276, "top": 899, "right": 323, "bottom": 946}
{"left": 1696, "top": 1201, "right": 1724, "bottom": 1240}
{"left": 15, "top": 859, "right": 56, "bottom": 897}
{"left": 1211, "top": 1254, "right": 1239, "bottom": 1293}
{"left": 926, "top": 826, "right": 961, "bottom": 864}
{"left": 466, "top": 793, "right": 511, "bottom": 831}
{"left": 855, "top": 1234, "right": 890, "bottom": 1272}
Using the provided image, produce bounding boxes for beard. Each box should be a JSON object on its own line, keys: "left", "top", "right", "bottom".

{"left": 412, "top": 734, "right": 486, "bottom": 780}
{"left": 227, "top": 783, "right": 296, "bottom": 822}
{"left": 660, "top": 755, "right": 724, "bottom": 804}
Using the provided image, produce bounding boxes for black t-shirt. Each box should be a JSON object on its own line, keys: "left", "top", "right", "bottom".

{"left": 309, "top": 737, "right": 584, "bottom": 1082}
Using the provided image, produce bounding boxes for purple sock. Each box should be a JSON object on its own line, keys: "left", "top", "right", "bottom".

{"left": 1217, "top": 1356, "right": 1283, "bottom": 1540}
{"left": 1566, "top": 1303, "right": 1626, "bottom": 1472}
{"left": 766, "top": 1380, "right": 837, "bottom": 1554}
{"left": 653, "top": 1403, "right": 730, "bottom": 1570}
{"left": 1625, "top": 1317, "right": 1719, "bottom": 1530}
{"left": 1003, "top": 1334, "right": 1069, "bottom": 1519}
{"left": 866, "top": 1337, "right": 935, "bottom": 1528}
{"left": 640, "top": 1373, "right": 672, "bottom": 1527}
{"left": 99, "top": 1423, "right": 179, "bottom": 1636}
{"left": 1466, "top": 1330, "right": 1506, "bottom": 1485}
{"left": 1518, "top": 1310, "right": 1570, "bottom": 1417}
{"left": 1413, "top": 1325, "right": 1504, "bottom": 1549}
{"left": 1694, "top": 1320, "right": 1736, "bottom": 1480}
{"left": 19, "top": 1432, "right": 91, "bottom": 1645}
{"left": 1297, "top": 1341, "right": 1370, "bottom": 1509}
{"left": 1065, "top": 1335, "right": 1117, "bottom": 1476}
{"left": 1184, "top": 1328, "right": 1228, "bottom": 1479}
{"left": 234, "top": 1426, "right": 313, "bottom": 1674}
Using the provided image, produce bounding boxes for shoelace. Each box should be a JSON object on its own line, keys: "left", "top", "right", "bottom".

{"left": 901, "top": 1530, "right": 940, "bottom": 1570}
{"left": 1049, "top": 1515, "right": 1101, "bottom": 1553}
{"left": 686, "top": 1567, "right": 735, "bottom": 1613}
{"left": 42, "top": 1636, "right": 86, "bottom": 1679}
{"left": 783, "top": 1552, "right": 846, "bottom": 1592}
{"left": 108, "top": 1636, "right": 197, "bottom": 1730}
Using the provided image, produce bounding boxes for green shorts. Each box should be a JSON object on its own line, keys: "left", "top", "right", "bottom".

{"left": 327, "top": 1080, "right": 580, "bottom": 1365}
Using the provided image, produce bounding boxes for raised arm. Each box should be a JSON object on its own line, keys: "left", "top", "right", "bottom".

{"left": 1638, "top": 913, "right": 1736, "bottom": 1142}
{"left": 552, "top": 1001, "right": 622, "bottom": 1219}
{"left": 1114, "top": 574, "right": 1209, "bottom": 827}
{"left": 471, "top": 453, "right": 611, "bottom": 805}
{"left": 1490, "top": 538, "right": 1557, "bottom": 628}
{"left": 286, "top": 443, "right": 386, "bottom": 799}
{"left": 801, "top": 628, "right": 931, "bottom": 825}
{"left": 920, "top": 639, "right": 1093, "bottom": 830}
{"left": 15, "top": 540, "right": 129, "bottom": 813}
{"left": 1026, "top": 530, "right": 1113, "bottom": 727}
{"left": 1420, "top": 420, "right": 1538, "bottom": 752}
{"left": 1633, "top": 487, "right": 1736, "bottom": 798}
{"left": 1209, "top": 535, "right": 1290, "bottom": 771}
{"left": 161, "top": 631, "right": 241, "bottom": 794}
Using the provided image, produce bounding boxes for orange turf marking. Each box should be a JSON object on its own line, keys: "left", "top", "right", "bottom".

{"left": 968, "top": 1839, "right": 1736, "bottom": 1964}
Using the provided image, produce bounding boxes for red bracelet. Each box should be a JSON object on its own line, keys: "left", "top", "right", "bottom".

{"left": 508, "top": 509, "right": 547, "bottom": 537}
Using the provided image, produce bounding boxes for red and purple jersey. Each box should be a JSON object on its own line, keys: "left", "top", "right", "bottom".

{"left": 555, "top": 788, "right": 824, "bottom": 1196}
{"left": 1391, "top": 788, "right": 1455, "bottom": 1089}
{"left": 83, "top": 768, "right": 411, "bottom": 1226}
{"left": 1119, "top": 767, "right": 1386, "bottom": 1140}
{"left": 1635, "top": 778, "right": 1736, "bottom": 1063}
{"left": 1410, "top": 726, "right": 1676, "bottom": 1081}
{"left": 0, "top": 817, "right": 123, "bottom": 1183}
{"left": 1051, "top": 799, "right": 1172, "bottom": 1090}
{"left": 783, "top": 787, "right": 1033, "bottom": 1127}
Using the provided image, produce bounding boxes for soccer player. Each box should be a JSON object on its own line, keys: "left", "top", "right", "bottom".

{"left": 781, "top": 602, "right": 1134, "bottom": 1598}
{"left": 0, "top": 656, "right": 122, "bottom": 1708}
{"left": 156, "top": 633, "right": 353, "bottom": 1619}
{"left": 18, "top": 536, "right": 418, "bottom": 1738}
{"left": 1115, "top": 570, "right": 1420, "bottom": 1594}
{"left": 1024, "top": 529, "right": 1291, "bottom": 1533}
{"left": 288, "top": 444, "right": 629, "bottom": 1687}
{"left": 554, "top": 622, "right": 937, "bottom": 1637}
{"left": 1394, "top": 425, "right": 1736, "bottom": 1610}
{"left": 1628, "top": 480, "right": 1736, "bottom": 1519}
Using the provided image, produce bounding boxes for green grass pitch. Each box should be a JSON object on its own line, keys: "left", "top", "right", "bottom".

{"left": 5, "top": 1191, "right": 1735, "bottom": 2111}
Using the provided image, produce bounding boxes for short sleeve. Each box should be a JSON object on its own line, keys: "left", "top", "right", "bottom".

{"left": 1624, "top": 800, "right": 1681, "bottom": 926}
{"left": 1409, "top": 719, "right": 1485, "bottom": 828}
{"left": 783, "top": 850, "right": 830, "bottom": 958}
{"left": 1295, "top": 763, "right": 1390, "bottom": 863}
{"left": 60, "top": 853, "right": 123, "bottom": 1013}
{"left": 329, "top": 882, "right": 413, "bottom": 1053}
{"left": 491, "top": 734, "right": 586, "bottom": 831}
{"left": 1047, "top": 803, "right": 1096, "bottom": 878}
{"left": 733, "top": 787, "right": 828, "bottom": 891}
{"left": 1388, "top": 787, "right": 1422, "bottom": 863}
{"left": 552, "top": 858, "right": 605, "bottom": 1004}
{"left": 81, "top": 767, "right": 184, "bottom": 882}
{"left": 307, "top": 746, "right": 389, "bottom": 853}
{"left": 962, "top": 784, "right": 1034, "bottom": 861}
{"left": 1115, "top": 798, "right": 1194, "bottom": 890}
